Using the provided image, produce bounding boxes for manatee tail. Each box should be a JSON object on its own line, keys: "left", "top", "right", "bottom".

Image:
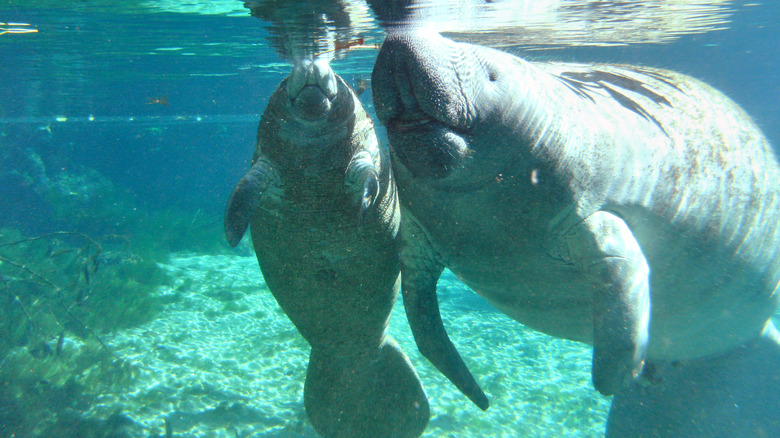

{"left": 607, "top": 321, "right": 780, "bottom": 437}
{"left": 304, "top": 336, "right": 429, "bottom": 438}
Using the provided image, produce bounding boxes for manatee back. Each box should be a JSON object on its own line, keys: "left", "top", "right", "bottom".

{"left": 533, "top": 61, "right": 780, "bottom": 358}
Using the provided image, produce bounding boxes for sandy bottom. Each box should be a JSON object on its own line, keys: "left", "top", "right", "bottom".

{"left": 12, "top": 253, "right": 612, "bottom": 437}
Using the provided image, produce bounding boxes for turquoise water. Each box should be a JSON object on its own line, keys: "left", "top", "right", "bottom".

{"left": 0, "top": 254, "right": 606, "bottom": 437}
{"left": 1, "top": 1, "right": 778, "bottom": 437}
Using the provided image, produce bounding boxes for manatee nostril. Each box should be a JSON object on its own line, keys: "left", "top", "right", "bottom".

{"left": 312, "top": 59, "right": 338, "bottom": 99}
{"left": 286, "top": 60, "right": 310, "bottom": 99}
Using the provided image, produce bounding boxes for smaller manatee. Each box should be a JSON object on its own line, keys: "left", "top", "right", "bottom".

{"left": 225, "top": 58, "right": 429, "bottom": 438}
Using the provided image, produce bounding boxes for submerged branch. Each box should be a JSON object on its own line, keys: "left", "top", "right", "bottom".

{"left": 0, "top": 230, "right": 101, "bottom": 249}
{"left": 0, "top": 230, "right": 115, "bottom": 358}
{"left": 0, "top": 254, "right": 63, "bottom": 291}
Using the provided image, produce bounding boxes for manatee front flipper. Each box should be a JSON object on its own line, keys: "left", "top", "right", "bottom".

{"left": 224, "top": 159, "right": 278, "bottom": 247}
{"left": 345, "top": 150, "right": 380, "bottom": 221}
{"left": 304, "top": 336, "right": 429, "bottom": 438}
{"left": 560, "top": 210, "right": 651, "bottom": 396}
{"left": 401, "top": 214, "right": 489, "bottom": 410}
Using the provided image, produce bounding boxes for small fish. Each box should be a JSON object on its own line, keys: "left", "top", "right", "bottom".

{"left": 147, "top": 96, "right": 168, "bottom": 106}
{"left": 334, "top": 36, "right": 364, "bottom": 51}
{"left": 49, "top": 248, "right": 75, "bottom": 257}
{"left": 76, "top": 288, "right": 88, "bottom": 306}
{"left": 90, "top": 248, "right": 102, "bottom": 271}
{"left": 164, "top": 417, "right": 173, "bottom": 438}
{"left": 56, "top": 331, "right": 65, "bottom": 356}
{"left": 316, "top": 36, "right": 381, "bottom": 57}
{"left": 354, "top": 77, "right": 370, "bottom": 97}
{"left": 83, "top": 264, "right": 90, "bottom": 285}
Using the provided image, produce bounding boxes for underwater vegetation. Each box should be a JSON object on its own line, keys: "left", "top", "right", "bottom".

{"left": 134, "top": 207, "right": 240, "bottom": 257}
{"left": 0, "top": 228, "right": 168, "bottom": 437}
{"left": 0, "top": 219, "right": 232, "bottom": 437}
{"left": 0, "top": 150, "right": 614, "bottom": 437}
{"left": 0, "top": 140, "right": 137, "bottom": 236}
{"left": 0, "top": 137, "right": 248, "bottom": 436}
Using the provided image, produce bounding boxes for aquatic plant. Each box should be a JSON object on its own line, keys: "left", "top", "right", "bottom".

{"left": 0, "top": 230, "right": 106, "bottom": 353}
{"left": 0, "top": 335, "right": 138, "bottom": 438}
{"left": 0, "top": 228, "right": 168, "bottom": 437}
{"left": 0, "top": 141, "right": 141, "bottom": 237}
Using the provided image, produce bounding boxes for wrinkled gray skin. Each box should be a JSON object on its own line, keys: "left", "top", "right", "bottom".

{"left": 225, "top": 59, "right": 428, "bottom": 438}
{"left": 372, "top": 30, "right": 780, "bottom": 434}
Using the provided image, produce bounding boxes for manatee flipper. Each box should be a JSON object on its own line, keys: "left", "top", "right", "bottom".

{"left": 304, "top": 336, "right": 430, "bottom": 438}
{"left": 224, "top": 159, "right": 277, "bottom": 247}
{"left": 400, "top": 214, "right": 489, "bottom": 410}
{"left": 345, "top": 150, "right": 380, "bottom": 221}
{"left": 561, "top": 210, "right": 650, "bottom": 396}
{"left": 607, "top": 322, "right": 780, "bottom": 437}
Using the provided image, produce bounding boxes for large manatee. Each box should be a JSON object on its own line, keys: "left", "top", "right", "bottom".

{"left": 225, "top": 58, "right": 428, "bottom": 438}
{"left": 371, "top": 30, "right": 780, "bottom": 435}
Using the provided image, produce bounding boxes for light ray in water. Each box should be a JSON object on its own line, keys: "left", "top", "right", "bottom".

{"left": 0, "top": 22, "right": 38, "bottom": 35}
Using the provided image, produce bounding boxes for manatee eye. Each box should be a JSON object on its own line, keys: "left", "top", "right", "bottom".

{"left": 488, "top": 71, "right": 498, "bottom": 82}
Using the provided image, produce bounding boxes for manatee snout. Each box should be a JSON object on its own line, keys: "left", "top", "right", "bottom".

{"left": 372, "top": 30, "right": 471, "bottom": 132}
{"left": 287, "top": 58, "right": 338, "bottom": 120}
{"left": 373, "top": 31, "right": 478, "bottom": 179}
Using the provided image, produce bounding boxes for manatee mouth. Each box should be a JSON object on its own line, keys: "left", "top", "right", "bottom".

{"left": 388, "top": 116, "right": 436, "bottom": 133}
{"left": 379, "top": 80, "right": 466, "bottom": 137}
{"left": 382, "top": 112, "right": 470, "bottom": 180}
{"left": 286, "top": 59, "right": 338, "bottom": 121}
{"left": 371, "top": 31, "right": 483, "bottom": 178}
{"left": 291, "top": 85, "right": 333, "bottom": 120}
{"left": 376, "top": 84, "right": 471, "bottom": 179}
